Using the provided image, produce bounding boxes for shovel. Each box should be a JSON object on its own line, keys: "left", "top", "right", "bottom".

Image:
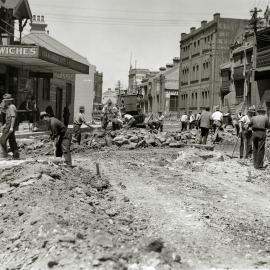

{"left": 227, "top": 134, "right": 240, "bottom": 159}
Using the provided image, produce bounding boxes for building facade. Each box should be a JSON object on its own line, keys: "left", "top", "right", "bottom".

{"left": 179, "top": 13, "right": 248, "bottom": 114}
{"left": 22, "top": 15, "right": 97, "bottom": 122}
{"left": 140, "top": 58, "right": 180, "bottom": 113}
{"left": 102, "top": 88, "right": 117, "bottom": 105}
{"left": 93, "top": 71, "right": 103, "bottom": 110}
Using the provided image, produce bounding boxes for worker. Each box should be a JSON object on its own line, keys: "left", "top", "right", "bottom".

{"left": 239, "top": 107, "right": 255, "bottom": 159}
{"left": 198, "top": 106, "right": 212, "bottom": 145}
{"left": 212, "top": 106, "right": 223, "bottom": 143}
{"left": 101, "top": 99, "right": 114, "bottom": 129}
{"left": 40, "top": 111, "right": 72, "bottom": 166}
{"left": 157, "top": 111, "right": 165, "bottom": 132}
{"left": 0, "top": 94, "right": 19, "bottom": 159}
{"left": 180, "top": 112, "right": 188, "bottom": 131}
{"left": 195, "top": 112, "right": 201, "bottom": 129}
{"left": 189, "top": 113, "right": 195, "bottom": 129}
{"left": 249, "top": 105, "right": 270, "bottom": 169}
{"left": 123, "top": 113, "right": 136, "bottom": 129}
{"left": 111, "top": 106, "right": 123, "bottom": 130}
{"left": 73, "top": 106, "right": 91, "bottom": 144}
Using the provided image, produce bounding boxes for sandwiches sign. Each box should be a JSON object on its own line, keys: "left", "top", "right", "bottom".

{"left": 0, "top": 46, "right": 38, "bottom": 57}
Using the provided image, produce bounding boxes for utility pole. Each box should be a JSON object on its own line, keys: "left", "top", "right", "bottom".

{"left": 249, "top": 7, "right": 262, "bottom": 106}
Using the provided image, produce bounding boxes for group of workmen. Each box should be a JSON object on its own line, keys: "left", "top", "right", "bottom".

{"left": 0, "top": 93, "right": 269, "bottom": 170}
{"left": 191, "top": 105, "right": 269, "bottom": 170}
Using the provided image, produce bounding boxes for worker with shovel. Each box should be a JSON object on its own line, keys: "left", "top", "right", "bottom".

{"left": 40, "top": 112, "right": 72, "bottom": 166}
{"left": 239, "top": 107, "right": 255, "bottom": 159}
{"left": 249, "top": 105, "right": 270, "bottom": 169}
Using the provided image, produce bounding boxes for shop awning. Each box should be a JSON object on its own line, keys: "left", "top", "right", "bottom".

{"left": 0, "top": 45, "right": 89, "bottom": 74}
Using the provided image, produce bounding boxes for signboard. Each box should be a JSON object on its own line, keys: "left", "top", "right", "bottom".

{"left": 0, "top": 46, "right": 38, "bottom": 57}
{"left": 39, "top": 47, "right": 89, "bottom": 74}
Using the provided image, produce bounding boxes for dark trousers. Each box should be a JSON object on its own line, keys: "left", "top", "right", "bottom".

{"left": 253, "top": 130, "right": 266, "bottom": 169}
{"left": 56, "top": 131, "right": 72, "bottom": 165}
{"left": 73, "top": 124, "right": 81, "bottom": 145}
{"left": 240, "top": 130, "right": 253, "bottom": 158}
{"left": 0, "top": 130, "right": 19, "bottom": 159}
{"left": 159, "top": 124, "right": 163, "bottom": 132}
{"left": 199, "top": 127, "right": 209, "bottom": 145}
{"left": 181, "top": 122, "right": 187, "bottom": 131}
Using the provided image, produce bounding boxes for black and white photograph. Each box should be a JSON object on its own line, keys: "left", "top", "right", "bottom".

{"left": 0, "top": 0, "right": 270, "bottom": 269}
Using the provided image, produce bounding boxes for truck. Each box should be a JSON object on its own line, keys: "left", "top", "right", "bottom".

{"left": 118, "top": 93, "right": 146, "bottom": 127}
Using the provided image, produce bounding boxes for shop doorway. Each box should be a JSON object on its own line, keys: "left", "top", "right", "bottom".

{"left": 56, "top": 88, "right": 63, "bottom": 121}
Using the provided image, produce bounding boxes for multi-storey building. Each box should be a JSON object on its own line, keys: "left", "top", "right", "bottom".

{"left": 140, "top": 57, "right": 180, "bottom": 113}
{"left": 179, "top": 13, "right": 248, "bottom": 113}
{"left": 128, "top": 68, "right": 157, "bottom": 94}
{"left": 93, "top": 71, "right": 103, "bottom": 109}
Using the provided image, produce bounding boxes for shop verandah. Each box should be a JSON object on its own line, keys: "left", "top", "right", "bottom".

{"left": 0, "top": 44, "right": 89, "bottom": 132}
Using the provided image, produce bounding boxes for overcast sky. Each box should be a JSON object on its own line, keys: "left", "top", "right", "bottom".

{"left": 28, "top": 0, "right": 264, "bottom": 90}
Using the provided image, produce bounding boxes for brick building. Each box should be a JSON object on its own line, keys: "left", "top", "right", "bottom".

{"left": 178, "top": 13, "right": 248, "bottom": 114}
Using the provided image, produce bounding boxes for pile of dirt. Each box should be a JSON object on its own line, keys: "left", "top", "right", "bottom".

{"left": 0, "top": 160, "right": 182, "bottom": 269}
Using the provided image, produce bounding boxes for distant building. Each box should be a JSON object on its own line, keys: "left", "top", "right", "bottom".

{"left": 140, "top": 58, "right": 180, "bottom": 113}
{"left": 93, "top": 71, "right": 103, "bottom": 110}
{"left": 128, "top": 68, "right": 157, "bottom": 94}
{"left": 102, "top": 88, "right": 117, "bottom": 105}
{"left": 179, "top": 13, "right": 248, "bottom": 113}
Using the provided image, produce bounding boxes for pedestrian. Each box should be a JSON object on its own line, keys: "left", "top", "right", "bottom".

{"left": 232, "top": 112, "right": 241, "bottom": 136}
{"left": 123, "top": 113, "right": 136, "bottom": 129}
{"left": 212, "top": 106, "right": 223, "bottom": 143}
{"left": 199, "top": 107, "right": 212, "bottom": 145}
{"left": 40, "top": 111, "right": 72, "bottom": 166}
{"left": 189, "top": 113, "right": 195, "bottom": 129}
{"left": 195, "top": 112, "right": 201, "bottom": 129}
{"left": 239, "top": 107, "right": 255, "bottom": 159}
{"left": 0, "top": 94, "right": 19, "bottom": 159}
{"left": 63, "top": 105, "right": 70, "bottom": 127}
{"left": 158, "top": 111, "right": 165, "bottom": 132}
{"left": 181, "top": 112, "right": 188, "bottom": 131}
{"left": 249, "top": 105, "right": 269, "bottom": 169}
{"left": 73, "top": 106, "right": 91, "bottom": 145}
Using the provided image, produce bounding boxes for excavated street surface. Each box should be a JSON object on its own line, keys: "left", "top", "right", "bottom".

{"left": 0, "top": 128, "right": 270, "bottom": 269}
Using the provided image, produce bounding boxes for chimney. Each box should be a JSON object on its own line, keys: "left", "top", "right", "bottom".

{"left": 30, "top": 14, "right": 48, "bottom": 33}
{"left": 173, "top": 57, "right": 180, "bottom": 65}
{"left": 190, "top": 27, "right": 196, "bottom": 32}
{"left": 166, "top": 64, "right": 173, "bottom": 69}
{"left": 181, "top": 33, "right": 187, "bottom": 40}
{"left": 159, "top": 67, "right": 166, "bottom": 72}
{"left": 201, "top": 20, "right": 207, "bottom": 27}
{"left": 213, "top": 13, "right": 220, "bottom": 21}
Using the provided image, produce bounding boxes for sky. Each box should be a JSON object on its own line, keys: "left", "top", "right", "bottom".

{"left": 27, "top": 0, "right": 268, "bottom": 91}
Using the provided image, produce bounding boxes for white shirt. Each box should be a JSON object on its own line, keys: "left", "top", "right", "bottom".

{"left": 124, "top": 114, "right": 133, "bottom": 120}
{"left": 181, "top": 115, "right": 188, "bottom": 122}
{"left": 239, "top": 115, "right": 251, "bottom": 129}
{"left": 212, "top": 111, "right": 223, "bottom": 121}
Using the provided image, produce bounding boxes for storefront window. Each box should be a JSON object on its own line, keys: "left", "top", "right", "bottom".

{"left": 42, "top": 78, "right": 50, "bottom": 100}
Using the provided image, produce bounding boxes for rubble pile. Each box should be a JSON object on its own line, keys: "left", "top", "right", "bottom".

{"left": 0, "top": 160, "right": 182, "bottom": 269}
{"left": 73, "top": 129, "right": 201, "bottom": 152}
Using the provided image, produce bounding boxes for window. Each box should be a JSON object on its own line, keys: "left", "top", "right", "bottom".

{"left": 194, "top": 42, "right": 196, "bottom": 48}
{"left": 66, "top": 83, "right": 72, "bottom": 105}
{"left": 198, "top": 40, "right": 200, "bottom": 46}
{"left": 170, "top": 95, "right": 178, "bottom": 111}
{"left": 42, "top": 78, "right": 50, "bottom": 101}
{"left": 196, "top": 65, "right": 199, "bottom": 71}
{"left": 203, "top": 63, "right": 206, "bottom": 69}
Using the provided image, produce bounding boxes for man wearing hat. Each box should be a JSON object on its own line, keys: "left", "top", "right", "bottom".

{"left": 211, "top": 106, "right": 223, "bottom": 143}
{"left": 101, "top": 99, "right": 114, "bottom": 130}
{"left": 0, "top": 94, "right": 19, "bottom": 159}
{"left": 40, "top": 112, "right": 72, "bottom": 166}
{"left": 249, "top": 105, "right": 270, "bottom": 169}
{"left": 157, "top": 111, "right": 165, "bottom": 132}
{"left": 73, "top": 106, "right": 91, "bottom": 145}
{"left": 239, "top": 107, "right": 256, "bottom": 159}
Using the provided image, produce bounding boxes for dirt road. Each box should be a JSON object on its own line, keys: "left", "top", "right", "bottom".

{"left": 77, "top": 147, "right": 270, "bottom": 270}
